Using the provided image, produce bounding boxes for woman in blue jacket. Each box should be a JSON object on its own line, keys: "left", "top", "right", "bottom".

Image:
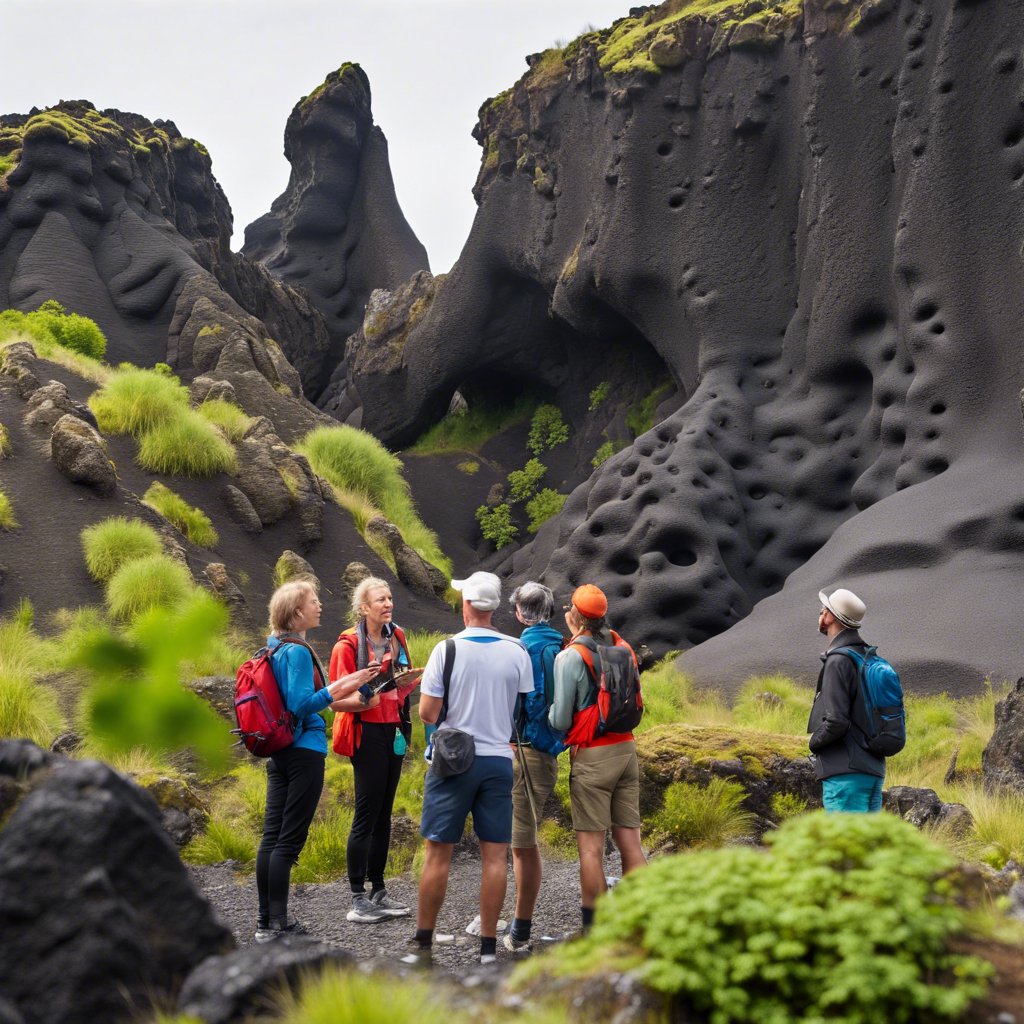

{"left": 255, "top": 579, "right": 380, "bottom": 942}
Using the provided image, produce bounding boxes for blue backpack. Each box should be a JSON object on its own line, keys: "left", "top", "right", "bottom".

{"left": 832, "top": 646, "right": 907, "bottom": 756}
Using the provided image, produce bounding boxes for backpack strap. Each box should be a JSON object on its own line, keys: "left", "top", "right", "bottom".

{"left": 569, "top": 635, "right": 601, "bottom": 688}
{"left": 540, "top": 637, "right": 562, "bottom": 707}
{"left": 273, "top": 635, "right": 327, "bottom": 691}
{"left": 438, "top": 639, "right": 456, "bottom": 725}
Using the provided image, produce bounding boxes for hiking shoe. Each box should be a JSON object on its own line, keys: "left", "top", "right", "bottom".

{"left": 369, "top": 889, "right": 410, "bottom": 917}
{"left": 254, "top": 920, "right": 308, "bottom": 943}
{"left": 502, "top": 931, "right": 533, "bottom": 954}
{"left": 480, "top": 952, "right": 497, "bottom": 965}
{"left": 399, "top": 937, "right": 433, "bottom": 967}
{"left": 346, "top": 894, "right": 389, "bottom": 923}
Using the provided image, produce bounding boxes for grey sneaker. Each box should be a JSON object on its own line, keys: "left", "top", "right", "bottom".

{"left": 346, "top": 894, "right": 389, "bottom": 923}
{"left": 502, "top": 931, "right": 532, "bottom": 954}
{"left": 254, "top": 920, "right": 308, "bottom": 943}
{"left": 369, "top": 889, "right": 410, "bottom": 917}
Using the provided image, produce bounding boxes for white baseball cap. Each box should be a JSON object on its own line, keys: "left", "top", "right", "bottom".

{"left": 452, "top": 571, "right": 501, "bottom": 611}
{"left": 819, "top": 587, "right": 866, "bottom": 629}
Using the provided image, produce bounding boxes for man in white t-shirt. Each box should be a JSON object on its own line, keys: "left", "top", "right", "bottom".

{"left": 409, "top": 571, "right": 532, "bottom": 966}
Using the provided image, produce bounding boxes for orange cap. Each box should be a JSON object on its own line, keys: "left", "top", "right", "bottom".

{"left": 572, "top": 584, "right": 608, "bottom": 619}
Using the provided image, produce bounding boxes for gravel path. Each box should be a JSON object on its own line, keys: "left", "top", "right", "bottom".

{"left": 191, "top": 846, "right": 624, "bottom": 973}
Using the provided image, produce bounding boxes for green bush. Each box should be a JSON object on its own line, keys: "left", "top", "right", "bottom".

{"left": 651, "top": 777, "right": 757, "bottom": 849}
{"left": 298, "top": 425, "right": 449, "bottom": 574}
{"left": 626, "top": 380, "right": 674, "bottom": 438}
{"left": 526, "top": 488, "right": 566, "bottom": 533}
{"left": 54, "top": 312, "right": 107, "bottom": 359}
{"left": 0, "top": 490, "right": 15, "bottom": 529}
{"left": 592, "top": 438, "right": 628, "bottom": 467}
{"left": 142, "top": 482, "right": 219, "bottom": 548}
{"left": 137, "top": 414, "right": 238, "bottom": 477}
{"left": 770, "top": 791, "right": 808, "bottom": 822}
{"left": 588, "top": 380, "right": 611, "bottom": 410}
{"left": 105, "top": 554, "right": 195, "bottom": 620}
{"left": 0, "top": 302, "right": 107, "bottom": 360}
{"left": 90, "top": 366, "right": 188, "bottom": 435}
{"left": 196, "top": 398, "right": 253, "bottom": 442}
{"left": 81, "top": 516, "right": 164, "bottom": 582}
{"left": 527, "top": 403, "right": 569, "bottom": 456}
{"left": 544, "top": 813, "right": 992, "bottom": 1024}
{"left": 476, "top": 502, "right": 518, "bottom": 548}
{"left": 507, "top": 458, "right": 547, "bottom": 502}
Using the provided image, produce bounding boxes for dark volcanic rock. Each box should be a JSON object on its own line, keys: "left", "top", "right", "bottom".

{"left": 982, "top": 677, "right": 1024, "bottom": 793}
{"left": 242, "top": 64, "right": 429, "bottom": 412}
{"left": 0, "top": 741, "right": 232, "bottom": 1024}
{"left": 50, "top": 413, "right": 117, "bottom": 496}
{"left": 883, "top": 786, "right": 973, "bottom": 833}
{"left": 353, "top": 0, "right": 1024, "bottom": 694}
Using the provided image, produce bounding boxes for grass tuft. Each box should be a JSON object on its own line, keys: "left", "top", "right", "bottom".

{"left": 196, "top": 398, "right": 253, "bottom": 442}
{"left": 0, "top": 490, "right": 16, "bottom": 529}
{"left": 142, "top": 482, "right": 219, "bottom": 548}
{"left": 137, "top": 415, "right": 237, "bottom": 476}
{"left": 651, "top": 776, "right": 758, "bottom": 849}
{"left": 408, "top": 395, "right": 536, "bottom": 455}
{"left": 105, "top": 554, "right": 195, "bottom": 620}
{"left": 81, "top": 516, "right": 164, "bottom": 582}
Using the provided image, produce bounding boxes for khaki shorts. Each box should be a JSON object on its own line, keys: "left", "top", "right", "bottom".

{"left": 569, "top": 741, "right": 642, "bottom": 832}
{"left": 511, "top": 746, "right": 560, "bottom": 848}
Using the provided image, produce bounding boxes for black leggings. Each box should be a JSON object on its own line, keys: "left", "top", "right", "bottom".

{"left": 256, "top": 746, "right": 325, "bottom": 925}
{"left": 347, "top": 722, "right": 404, "bottom": 891}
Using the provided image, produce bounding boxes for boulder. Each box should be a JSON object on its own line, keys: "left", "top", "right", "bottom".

{"left": 882, "top": 786, "right": 973, "bottom": 833}
{"left": 0, "top": 342, "right": 41, "bottom": 399}
{"left": 190, "top": 374, "right": 238, "bottom": 406}
{"left": 339, "top": 561, "right": 373, "bottom": 608}
{"left": 177, "top": 940, "right": 351, "bottom": 1024}
{"left": 365, "top": 515, "right": 447, "bottom": 597}
{"left": 221, "top": 484, "right": 263, "bottom": 533}
{"left": 143, "top": 776, "right": 209, "bottom": 848}
{"left": 201, "top": 562, "right": 248, "bottom": 620}
{"left": 50, "top": 414, "right": 117, "bottom": 497}
{"left": 982, "top": 677, "right": 1024, "bottom": 793}
{"left": 275, "top": 550, "right": 318, "bottom": 589}
{"left": 189, "top": 675, "right": 237, "bottom": 721}
{"left": 0, "top": 741, "right": 233, "bottom": 1024}
{"left": 233, "top": 436, "right": 293, "bottom": 525}
{"left": 24, "top": 380, "right": 97, "bottom": 433}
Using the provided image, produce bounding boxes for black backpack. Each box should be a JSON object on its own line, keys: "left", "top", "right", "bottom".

{"left": 565, "top": 631, "right": 643, "bottom": 744}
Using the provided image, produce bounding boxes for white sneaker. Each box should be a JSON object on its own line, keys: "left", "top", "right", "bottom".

{"left": 465, "top": 914, "right": 507, "bottom": 936}
{"left": 369, "top": 890, "right": 411, "bottom": 917}
{"left": 480, "top": 952, "right": 497, "bottom": 965}
{"left": 346, "top": 894, "right": 389, "bottom": 923}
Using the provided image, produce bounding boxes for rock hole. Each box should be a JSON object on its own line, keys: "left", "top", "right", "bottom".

{"left": 638, "top": 471, "right": 652, "bottom": 485}
{"left": 852, "top": 306, "right": 887, "bottom": 334}
{"left": 730, "top": 453, "right": 750, "bottom": 471}
{"left": 749, "top": 484, "right": 767, "bottom": 500}
{"left": 938, "top": 80, "right": 954, "bottom": 94}
{"left": 589, "top": 522, "right": 604, "bottom": 538}
{"left": 1005, "top": 126, "right": 1024, "bottom": 148}
{"left": 914, "top": 301, "right": 938, "bottom": 322}
{"left": 931, "top": 322, "right": 945, "bottom": 335}
{"left": 887, "top": 426, "right": 907, "bottom": 445}
{"left": 931, "top": 402, "right": 946, "bottom": 415}
{"left": 637, "top": 490, "right": 660, "bottom": 508}
{"left": 608, "top": 551, "right": 639, "bottom": 575}
{"left": 925, "top": 429, "right": 938, "bottom": 440}
{"left": 668, "top": 191, "right": 686, "bottom": 209}
{"left": 620, "top": 461, "right": 639, "bottom": 478}
{"left": 881, "top": 345, "right": 897, "bottom": 361}
{"left": 924, "top": 456, "right": 949, "bottom": 475}
{"left": 657, "top": 141, "right": 673, "bottom": 157}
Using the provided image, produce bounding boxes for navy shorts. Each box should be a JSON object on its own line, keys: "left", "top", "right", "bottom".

{"left": 420, "top": 755, "right": 514, "bottom": 843}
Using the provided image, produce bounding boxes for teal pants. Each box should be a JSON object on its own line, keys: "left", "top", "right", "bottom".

{"left": 822, "top": 773, "right": 884, "bottom": 813}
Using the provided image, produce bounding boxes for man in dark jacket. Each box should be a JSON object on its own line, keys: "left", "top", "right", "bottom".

{"left": 807, "top": 587, "right": 886, "bottom": 812}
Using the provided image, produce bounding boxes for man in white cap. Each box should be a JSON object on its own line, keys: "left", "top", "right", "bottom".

{"left": 410, "top": 571, "right": 532, "bottom": 965}
{"left": 807, "top": 587, "right": 886, "bottom": 812}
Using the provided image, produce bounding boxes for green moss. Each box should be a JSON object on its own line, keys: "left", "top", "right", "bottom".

{"left": 196, "top": 324, "right": 224, "bottom": 338}
{"left": 636, "top": 722, "right": 809, "bottom": 767}
{"left": 592, "top": 438, "right": 629, "bottom": 468}
{"left": 301, "top": 62, "right": 362, "bottom": 107}
{"left": 627, "top": 379, "right": 674, "bottom": 438}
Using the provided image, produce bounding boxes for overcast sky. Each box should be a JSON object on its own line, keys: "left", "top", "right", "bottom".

{"left": 3, "top": 0, "right": 631, "bottom": 273}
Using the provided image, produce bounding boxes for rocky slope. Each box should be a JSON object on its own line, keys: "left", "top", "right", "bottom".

{"left": 242, "top": 64, "right": 430, "bottom": 417}
{"left": 349, "top": 0, "right": 1024, "bottom": 695}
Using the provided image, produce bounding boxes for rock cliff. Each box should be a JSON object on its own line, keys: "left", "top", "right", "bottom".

{"left": 349, "top": 0, "right": 1024, "bottom": 694}
{"left": 242, "top": 64, "right": 429, "bottom": 415}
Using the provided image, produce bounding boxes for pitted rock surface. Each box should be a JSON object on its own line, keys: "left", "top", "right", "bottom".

{"left": 983, "top": 677, "right": 1024, "bottom": 794}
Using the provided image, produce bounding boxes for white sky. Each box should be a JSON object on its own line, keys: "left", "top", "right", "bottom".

{"left": 3, "top": 0, "right": 630, "bottom": 273}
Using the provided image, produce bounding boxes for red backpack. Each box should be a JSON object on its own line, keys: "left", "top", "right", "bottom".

{"left": 233, "top": 638, "right": 324, "bottom": 757}
{"left": 564, "top": 630, "right": 643, "bottom": 745}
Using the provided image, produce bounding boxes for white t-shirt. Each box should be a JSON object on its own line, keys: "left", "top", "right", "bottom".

{"left": 421, "top": 627, "right": 532, "bottom": 759}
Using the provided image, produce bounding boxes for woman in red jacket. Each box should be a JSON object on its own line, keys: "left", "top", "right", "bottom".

{"left": 330, "top": 577, "right": 421, "bottom": 923}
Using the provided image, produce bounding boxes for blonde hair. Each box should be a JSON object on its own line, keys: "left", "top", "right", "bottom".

{"left": 268, "top": 578, "right": 317, "bottom": 634}
{"left": 350, "top": 576, "right": 390, "bottom": 625}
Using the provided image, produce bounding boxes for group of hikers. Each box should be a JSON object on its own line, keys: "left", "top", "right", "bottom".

{"left": 252, "top": 569, "right": 897, "bottom": 964}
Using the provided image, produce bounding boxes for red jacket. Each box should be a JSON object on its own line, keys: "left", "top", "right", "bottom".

{"left": 329, "top": 624, "right": 415, "bottom": 725}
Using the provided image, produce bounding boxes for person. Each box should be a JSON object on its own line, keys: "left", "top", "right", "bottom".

{"left": 549, "top": 584, "right": 646, "bottom": 934}
{"left": 504, "top": 581, "right": 566, "bottom": 954}
{"left": 410, "top": 571, "right": 532, "bottom": 965}
{"left": 255, "top": 579, "right": 381, "bottom": 942}
{"left": 330, "top": 577, "right": 422, "bottom": 924}
{"left": 808, "top": 587, "right": 886, "bottom": 812}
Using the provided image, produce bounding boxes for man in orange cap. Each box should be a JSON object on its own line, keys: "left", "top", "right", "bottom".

{"left": 549, "top": 584, "right": 646, "bottom": 933}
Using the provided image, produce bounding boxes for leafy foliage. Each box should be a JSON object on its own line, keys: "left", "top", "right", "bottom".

{"left": 527, "top": 403, "right": 569, "bottom": 456}
{"left": 651, "top": 777, "right": 757, "bottom": 849}
{"left": 0, "top": 301, "right": 107, "bottom": 359}
{"left": 526, "top": 488, "right": 566, "bottom": 533}
{"left": 588, "top": 380, "right": 611, "bottom": 410}
{"left": 475, "top": 502, "right": 518, "bottom": 548}
{"left": 143, "top": 482, "right": 219, "bottom": 549}
{"left": 73, "top": 590, "right": 231, "bottom": 771}
{"left": 81, "top": 516, "right": 164, "bottom": 582}
{"left": 592, "top": 438, "right": 628, "bottom": 467}
{"left": 507, "top": 458, "right": 547, "bottom": 502}
{"left": 626, "top": 380, "right": 674, "bottom": 438}
{"left": 545, "top": 813, "right": 992, "bottom": 1024}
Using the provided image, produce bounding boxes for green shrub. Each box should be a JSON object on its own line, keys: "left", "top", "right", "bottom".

{"left": 408, "top": 395, "right": 536, "bottom": 455}
{"left": 142, "top": 481, "right": 219, "bottom": 548}
{"left": 0, "top": 302, "right": 106, "bottom": 360}
{"left": 771, "top": 791, "right": 808, "bottom": 822}
{"left": 0, "top": 490, "right": 15, "bottom": 529}
{"left": 526, "top": 488, "right": 566, "bottom": 533}
{"left": 476, "top": 502, "right": 518, "bottom": 548}
{"left": 588, "top": 380, "right": 611, "bottom": 410}
{"left": 54, "top": 312, "right": 107, "bottom": 359}
{"left": 950, "top": 782, "right": 1024, "bottom": 869}
{"left": 137, "top": 414, "right": 237, "bottom": 476}
{"left": 592, "top": 438, "right": 628, "bottom": 467}
{"left": 507, "top": 458, "right": 547, "bottom": 502}
{"left": 81, "top": 516, "right": 164, "bottom": 582}
{"left": 105, "top": 554, "right": 194, "bottom": 620}
{"left": 626, "top": 379, "right": 674, "bottom": 438}
{"left": 456, "top": 460, "right": 479, "bottom": 475}
{"left": 543, "top": 813, "right": 992, "bottom": 1024}
{"left": 196, "top": 398, "right": 253, "bottom": 442}
{"left": 527, "top": 403, "right": 569, "bottom": 456}
{"left": 90, "top": 366, "right": 188, "bottom": 435}
{"left": 733, "top": 675, "right": 811, "bottom": 735}
{"left": 298, "top": 425, "right": 449, "bottom": 574}
{"left": 651, "top": 777, "right": 757, "bottom": 849}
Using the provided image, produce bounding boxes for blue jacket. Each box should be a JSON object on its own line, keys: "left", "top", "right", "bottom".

{"left": 518, "top": 623, "right": 566, "bottom": 757}
{"left": 267, "top": 635, "right": 332, "bottom": 755}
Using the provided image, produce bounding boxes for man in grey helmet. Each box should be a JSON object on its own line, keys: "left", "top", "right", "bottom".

{"left": 807, "top": 587, "right": 887, "bottom": 812}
